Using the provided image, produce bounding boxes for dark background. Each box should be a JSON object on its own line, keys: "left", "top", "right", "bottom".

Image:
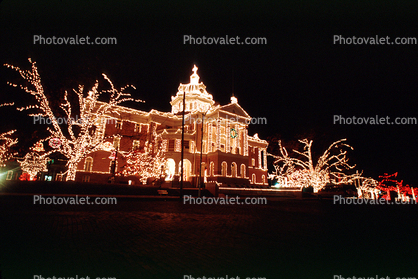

{"left": 1, "top": 0, "right": 417, "bottom": 183}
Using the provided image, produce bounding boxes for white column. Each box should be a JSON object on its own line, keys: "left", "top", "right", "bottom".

{"left": 207, "top": 122, "right": 212, "bottom": 152}
{"left": 263, "top": 148, "right": 267, "bottom": 170}
{"left": 258, "top": 149, "right": 262, "bottom": 169}
{"left": 226, "top": 120, "right": 230, "bottom": 153}
{"left": 243, "top": 128, "right": 248, "bottom": 156}
{"left": 216, "top": 119, "right": 220, "bottom": 151}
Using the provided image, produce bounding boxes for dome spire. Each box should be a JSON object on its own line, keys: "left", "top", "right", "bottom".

{"left": 190, "top": 64, "right": 200, "bottom": 84}
{"left": 171, "top": 64, "right": 214, "bottom": 114}
{"left": 230, "top": 69, "right": 237, "bottom": 103}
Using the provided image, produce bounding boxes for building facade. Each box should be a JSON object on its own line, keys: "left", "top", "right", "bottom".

{"left": 76, "top": 66, "right": 268, "bottom": 187}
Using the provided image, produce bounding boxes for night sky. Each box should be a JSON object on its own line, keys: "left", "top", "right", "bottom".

{"left": 1, "top": 0, "right": 417, "bottom": 183}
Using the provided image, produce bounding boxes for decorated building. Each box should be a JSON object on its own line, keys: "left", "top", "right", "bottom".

{"left": 75, "top": 66, "right": 268, "bottom": 187}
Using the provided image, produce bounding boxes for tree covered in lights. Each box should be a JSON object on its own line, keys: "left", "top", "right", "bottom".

{"left": 354, "top": 175, "right": 379, "bottom": 199}
{"left": 5, "top": 58, "right": 141, "bottom": 181}
{"left": 119, "top": 134, "right": 166, "bottom": 184}
{"left": 270, "top": 138, "right": 360, "bottom": 192}
{"left": 0, "top": 129, "right": 18, "bottom": 167}
{"left": 18, "top": 152, "right": 48, "bottom": 181}
{"left": 376, "top": 172, "right": 416, "bottom": 201}
{"left": 347, "top": 172, "right": 417, "bottom": 201}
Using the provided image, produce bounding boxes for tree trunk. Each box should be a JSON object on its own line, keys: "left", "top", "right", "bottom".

{"left": 66, "top": 160, "right": 78, "bottom": 181}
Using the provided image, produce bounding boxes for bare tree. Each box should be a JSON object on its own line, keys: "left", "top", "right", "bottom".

{"left": 270, "top": 138, "right": 361, "bottom": 192}
{"left": 18, "top": 152, "right": 48, "bottom": 180}
{"left": 119, "top": 133, "right": 166, "bottom": 184}
{"left": 5, "top": 58, "right": 141, "bottom": 181}
{"left": 0, "top": 130, "right": 18, "bottom": 167}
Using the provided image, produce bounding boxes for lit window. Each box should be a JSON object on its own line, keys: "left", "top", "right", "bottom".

{"left": 133, "top": 140, "right": 140, "bottom": 150}
{"left": 183, "top": 140, "right": 190, "bottom": 151}
{"left": 115, "top": 120, "right": 122, "bottom": 129}
{"left": 168, "top": 140, "right": 175, "bottom": 151}
{"left": 84, "top": 157, "right": 93, "bottom": 172}
{"left": 231, "top": 163, "right": 237, "bottom": 177}
{"left": 221, "top": 162, "right": 227, "bottom": 176}
{"left": 6, "top": 170, "right": 13, "bottom": 180}
{"left": 240, "top": 164, "right": 246, "bottom": 178}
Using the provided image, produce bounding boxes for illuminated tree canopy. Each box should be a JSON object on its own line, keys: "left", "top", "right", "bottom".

{"left": 5, "top": 58, "right": 142, "bottom": 181}
{"left": 18, "top": 152, "right": 48, "bottom": 181}
{"left": 119, "top": 134, "right": 166, "bottom": 184}
{"left": 0, "top": 129, "right": 18, "bottom": 167}
{"left": 270, "top": 138, "right": 360, "bottom": 192}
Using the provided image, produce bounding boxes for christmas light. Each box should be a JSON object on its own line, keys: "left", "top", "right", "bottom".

{"left": 6, "top": 58, "right": 142, "bottom": 181}
{"left": 226, "top": 122, "right": 231, "bottom": 152}
{"left": 0, "top": 130, "right": 18, "bottom": 167}
{"left": 32, "top": 142, "right": 45, "bottom": 152}
{"left": 119, "top": 134, "right": 166, "bottom": 183}
{"left": 101, "top": 141, "right": 113, "bottom": 151}
{"left": 170, "top": 65, "right": 215, "bottom": 114}
{"left": 243, "top": 129, "right": 248, "bottom": 156}
{"left": 162, "top": 139, "right": 168, "bottom": 152}
{"left": 48, "top": 138, "right": 62, "bottom": 149}
{"left": 175, "top": 139, "right": 182, "bottom": 152}
{"left": 269, "top": 138, "right": 361, "bottom": 192}
{"left": 376, "top": 173, "right": 415, "bottom": 201}
{"left": 216, "top": 119, "right": 220, "bottom": 150}
{"left": 0, "top": 102, "right": 15, "bottom": 107}
{"left": 18, "top": 152, "right": 48, "bottom": 180}
{"left": 354, "top": 175, "right": 379, "bottom": 199}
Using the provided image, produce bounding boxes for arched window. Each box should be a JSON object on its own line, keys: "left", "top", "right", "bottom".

{"left": 210, "top": 161, "right": 215, "bottom": 177}
{"left": 165, "top": 159, "right": 176, "bottom": 181}
{"left": 178, "top": 159, "right": 192, "bottom": 181}
{"left": 85, "top": 157, "right": 93, "bottom": 172}
{"left": 252, "top": 173, "right": 256, "bottom": 184}
{"left": 231, "top": 162, "right": 237, "bottom": 177}
{"left": 221, "top": 161, "right": 227, "bottom": 176}
{"left": 240, "top": 164, "right": 246, "bottom": 178}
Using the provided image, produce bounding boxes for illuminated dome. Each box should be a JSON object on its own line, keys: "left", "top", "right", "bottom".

{"left": 171, "top": 65, "right": 215, "bottom": 114}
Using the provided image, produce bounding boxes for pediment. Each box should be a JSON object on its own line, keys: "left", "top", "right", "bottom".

{"left": 219, "top": 103, "right": 251, "bottom": 119}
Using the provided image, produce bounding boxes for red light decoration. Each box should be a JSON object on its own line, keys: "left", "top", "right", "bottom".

{"left": 376, "top": 172, "right": 416, "bottom": 202}
{"left": 49, "top": 138, "right": 62, "bottom": 149}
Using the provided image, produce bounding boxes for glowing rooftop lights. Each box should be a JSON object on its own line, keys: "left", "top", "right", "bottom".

{"left": 190, "top": 65, "right": 199, "bottom": 85}
{"left": 171, "top": 65, "right": 215, "bottom": 114}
